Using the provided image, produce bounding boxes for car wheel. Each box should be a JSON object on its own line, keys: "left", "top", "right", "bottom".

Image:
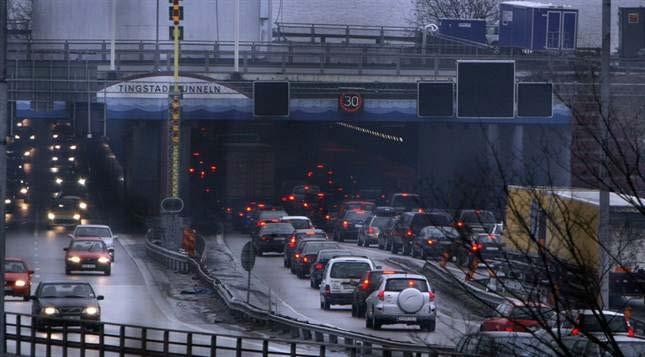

{"left": 358, "top": 304, "right": 366, "bottom": 318}
{"left": 283, "top": 257, "right": 289, "bottom": 268}
{"left": 65, "top": 268, "right": 71, "bottom": 275}
{"left": 297, "top": 269, "right": 305, "bottom": 279}
{"left": 23, "top": 294, "right": 30, "bottom": 302}
{"left": 322, "top": 297, "right": 330, "bottom": 310}
{"left": 338, "top": 233, "right": 344, "bottom": 243}
{"left": 256, "top": 249, "right": 263, "bottom": 257}
{"left": 104, "top": 268, "right": 111, "bottom": 276}
{"left": 421, "top": 248, "right": 428, "bottom": 260}
{"left": 310, "top": 279, "right": 316, "bottom": 289}
{"left": 403, "top": 244, "right": 411, "bottom": 256}
{"left": 351, "top": 303, "right": 357, "bottom": 317}
{"left": 421, "top": 320, "right": 436, "bottom": 332}
{"left": 372, "top": 311, "right": 381, "bottom": 330}
{"left": 377, "top": 239, "right": 383, "bottom": 250}
{"left": 391, "top": 242, "right": 398, "bottom": 254}
{"left": 356, "top": 237, "right": 362, "bottom": 246}
{"left": 111, "top": 254, "right": 115, "bottom": 263}
{"left": 365, "top": 311, "right": 373, "bottom": 328}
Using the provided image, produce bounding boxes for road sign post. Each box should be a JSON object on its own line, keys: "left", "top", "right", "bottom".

{"left": 241, "top": 242, "right": 256, "bottom": 303}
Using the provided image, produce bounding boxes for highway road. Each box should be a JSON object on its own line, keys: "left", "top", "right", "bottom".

{"left": 224, "top": 232, "right": 481, "bottom": 347}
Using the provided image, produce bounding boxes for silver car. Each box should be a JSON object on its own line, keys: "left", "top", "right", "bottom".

{"left": 364, "top": 273, "right": 436, "bottom": 331}
{"left": 71, "top": 225, "right": 118, "bottom": 262}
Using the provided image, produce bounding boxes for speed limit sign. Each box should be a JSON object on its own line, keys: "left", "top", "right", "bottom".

{"left": 339, "top": 93, "right": 364, "bottom": 113}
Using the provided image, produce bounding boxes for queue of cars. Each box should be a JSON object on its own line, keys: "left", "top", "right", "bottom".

{"left": 245, "top": 202, "right": 439, "bottom": 332}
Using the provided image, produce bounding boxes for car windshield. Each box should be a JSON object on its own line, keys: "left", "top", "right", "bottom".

{"left": 508, "top": 306, "right": 553, "bottom": 320}
{"left": 372, "top": 216, "right": 393, "bottom": 229}
{"left": 344, "top": 202, "right": 375, "bottom": 211}
{"left": 302, "top": 242, "right": 340, "bottom": 254}
{"left": 605, "top": 342, "right": 645, "bottom": 357}
{"left": 284, "top": 219, "right": 311, "bottom": 229}
{"left": 330, "top": 262, "right": 371, "bottom": 279}
{"left": 56, "top": 198, "right": 79, "bottom": 208}
{"left": 462, "top": 211, "right": 496, "bottom": 224}
{"left": 75, "top": 227, "right": 111, "bottom": 237}
{"left": 260, "top": 210, "right": 288, "bottom": 220}
{"left": 579, "top": 315, "right": 629, "bottom": 333}
{"left": 385, "top": 278, "right": 429, "bottom": 292}
{"left": 345, "top": 210, "right": 371, "bottom": 221}
{"left": 5, "top": 261, "right": 27, "bottom": 273}
{"left": 70, "top": 240, "right": 106, "bottom": 252}
{"left": 428, "top": 213, "right": 452, "bottom": 227}
{"left": 391, "top": 195, "right": 422, "bottom": 209}
{"left": 39, "top": 283, "right": 95, "bottom": 298}
{"left": 318, "top": 251, "right": 352, "bottom": 262}
{"left": 261, "top": 223, "right": 294, "bottom": 234}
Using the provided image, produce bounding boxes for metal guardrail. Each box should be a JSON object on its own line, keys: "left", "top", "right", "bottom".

{"left": 143, "top": 227, "right": 458, "bottom": 355}
{"left": 2, "top": 312, "right": 353, "bottom": 356}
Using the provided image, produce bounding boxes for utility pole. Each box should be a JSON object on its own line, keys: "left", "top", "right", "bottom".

{"left": 110, "top": 0, "right": 117, "bottom": 71}
{"left": 0, "top": 0, "right": 7, "bottom": 351}
{"left": 234, "top": 0, "right": 240, "bottom": 72}
{"left": 598, "top": 0, "right": 611, "bottom": 308}
{"left": 155, "top": 0, "right": 160, "bottom": 69}
{"left": 169, "top": 0, "right": 181, "bottom": 198}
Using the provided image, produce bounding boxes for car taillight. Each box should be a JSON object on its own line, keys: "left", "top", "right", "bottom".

{"left": 295, "top": 253, "right": 300, "bottom": 260}
{"left": 406, "top": 229, "right": 413, "bottom": 237}
{"left": 317, "top": 193, "right": 325, "bottom": 198}
{"left": 324, "top": 285, "right": 331, "bottom": 294}
{"left": 360, "top": 279, "right": 369, "bottom": 290}
{"left": 571, "top": 327, "right": 580, "bottom": 336}
{"left": 314, "top": 263, "right": 324, "bottom": 270}
{"left": 368, "top": 227, "right": 379, "bottom": 235}
{"left": 455, "top": 221, "right": 464, "bottom": 228}
{"left": 303, "top": 256, "right": 309, "bottom": 263}
{"left": 261, "top": 236, "right": 269, "bottom": 241}
{"left": 288, "top": 195, "right": 295, "bottom": 201}
{"left": 428, "top": 291, "right": 435, "bottom": 301}
{"left": 377, "top": 290, "right": 385, "bottom": 301}
{"left": 629, "top": 326, "right": 635, "bottom": 337}
{"left": 303, "top": 202, "right": 310, "bottom": 208}
{"left": 325, "top": 215, "right": 332, "bottom": 220}
{"left": 288, "top": 237, "right": 296, "bottom": 248}
{"left": 471, "top": 243, "right": 483, "bottom": 252}
{"left": 245, "top": 207, "right": 252, "bottom": 212}
{"left": 427, "top": 239, "right": 434, "bottom": 245}
{"left": 342, "top": 221, "right": 349, "bottom": 229}
{"left": 504, "top": 327, "right": 514, "bottom": 332}
{"left": 258, "top": 221, "right": 267, "bottom": 227}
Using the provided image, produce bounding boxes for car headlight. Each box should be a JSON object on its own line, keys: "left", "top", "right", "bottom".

{"left": 83, "top": 306, "right": 98, "bottom": 315}
{"left": 73, "top": 214, "right": 81, "bottom": 220}
{"left": 79, "top": 202, "right": 87, "bottom": 210}
{"left": 43, "top": 307, "right": 58, "bottom": 315}
{"left": 50, "top": 167, "right": 59, "bottom": 173}
{"left": 70, "top": 145, "right": 77, "bottom": 150}
{"left": 47, "top": 212, "right": 55, "bottom": 220}
{"left": 55, "top": 178, "right": 63, "bottom": 185}
{"left": 98, "top": 256, "right": 110, "bottom": 264}
{"left": 68, "top": 256, "right": 81, "bottom": 263}
{"left": 29, "top": 135, "right": 35, "bottom": 140}
{"left": 78, "top": 178, "right": 86, "bottom": 186}
{"left": 23, "top": 151, "right": 31, "bottom": 157}
{"left": 13, "top": 134, "right": 20, "bottom": 140}
{"left": 68, "top": 157, "right": 75, "bottom": 162}
{"left": 19, "top": 187, "right": 28, "bottom": 195}
{"left": 52, "top": 134, "right": 59, "bottom": 139}
{"left": 54, "top": 145, "right": 60, "bottom": 150}
{"left": 14, "top": 280, "right": 26, "bottom": 287}
{"left": 52, "top": 156, "right": 58, "bottom": 161}
{"left": 5, "top": 199, "right": 11, "bottom": 205}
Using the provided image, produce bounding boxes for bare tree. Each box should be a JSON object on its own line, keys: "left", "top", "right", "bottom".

{"left": 412, "top": 0, "right": 500, "bottom": 27}
{"left": 8, "top": 0, "right": 31, "bottom": 22}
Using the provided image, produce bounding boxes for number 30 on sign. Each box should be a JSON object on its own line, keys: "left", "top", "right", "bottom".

{"left": 339, "top": 93, "right": 364, "bottom": 113}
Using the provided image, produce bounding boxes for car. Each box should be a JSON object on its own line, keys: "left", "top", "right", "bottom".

{"left": 287, "top": 236, "right": 327, "bottom": 272}
{"left": 456, "top": 331, "right": 558, "bottom": 356}
{"left": 47, "top": 195, "right": 84, "bottom": 227}
{"left": 411, "top": 226, "right": 458, "bottom": 260}
{"left": 364, "top": 273, "right": 436, "bottom": 331}
{"left": 560, "top": 309, "right": 634, "bottom": 336}
{"left": 389, "top": 211, "right": 443, "bottom": 255}
{"left": 291, "top": 240, "right": 341, "bottom": 278}
{"left": 252, "top": 209, "right": 288, "bottom": 237}
{"left": 319, "top": 256, "right": 375, "bottom": 310}
{"left": 480, "top": 300, "right": 553, "bottom": 332}
{"left": 333, "top": 209, "right": 372, "bottom": 242}
{"left": 283, "top": 228, "right": 325, "bottom": 268}
{"left": 351, "top": 269, "right": 404, "bottom": 317}
{"left": 253, "top": 222, "right": 295, "bottom": 255}
{"left": 562, "top": 334, "right": 645, "bottom": 356}
{"left": 282, "top": 185, "right": 324, "bottom": 214}
{"left": 280, "top": 216, "right": 314, "bottom": 230}
{"left": 468, "top": 232, "right": 504, "bottom": 261}
{"left": 64, "top": 238, "right": 112, "bottom": 275}
{"left": 4, "top": 257, "right": 34, "bottom": 301}
{"left": 30, "top": 281, "right": 104, "bottom": 332}
{"left": 309, "top": 249, "right": 353, "bottom": 288}
{"left": 235, "top": 201, "right": 270, "bottom": 232}
{"left": 388, "top": 193, "right": 425, "bottom": 211}
{"left": 336, "top": 200, "right": 376, "bottom": 221}
{"left": 454, "top": 209, "right": 498, "bottom": 237}
{"left": 357, "top": 214, "right": 396, "bottom": 247}
{"left": 71, "top": 224, "right": 117, "bottom": 261}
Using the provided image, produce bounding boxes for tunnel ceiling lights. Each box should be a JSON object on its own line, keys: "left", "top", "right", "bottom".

{"left": 335, "top": 122, "right": 404, "bottom": 143}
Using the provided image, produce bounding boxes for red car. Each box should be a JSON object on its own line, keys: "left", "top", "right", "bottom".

{"left": 64, "top": 237, "right": 112, "bottom": 275}
{"left": 480, "top": 300, "right": 552, "bottom": 332}
{"left": 5, "top": 257, "right": 33, "bottom": 300}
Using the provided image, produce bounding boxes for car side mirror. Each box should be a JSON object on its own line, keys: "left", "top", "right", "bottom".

{"left": 63, "top": 248, "right": 68, "bottom": 251}
{"left": 96, "top": 295, "right": 104, "bottom": 301}
{"left": 113, "top": 235, "right": 119, "bottom": 239}
{"left": 68, "top": 234, "right": 74, "bottom": 239}
{"left": 28, "top": 270, "right": 34, "bottom": 274}
{"left": 29, "top": 295, "right": 37, "bottom": 301}
{"left": 376, "top": 265, "right": 382, "bottom": 270}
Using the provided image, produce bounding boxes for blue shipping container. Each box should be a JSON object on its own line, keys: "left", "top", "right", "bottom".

{"left": 499, "top": 1, "right": 578, "bottom": 50}
{"left": 438, "top": 19, "right": 487, "bottom": 44}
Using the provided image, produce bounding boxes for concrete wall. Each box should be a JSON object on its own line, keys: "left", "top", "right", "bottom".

{"left": 32, "top": 0, "right": 269, "bottom": 42}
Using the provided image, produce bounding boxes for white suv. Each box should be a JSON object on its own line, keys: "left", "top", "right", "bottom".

{"left": 320, "top": 256, "right": 375, "bottom": 310}
{"left": 364, "top": 273, "right": 436, "bottom": 331}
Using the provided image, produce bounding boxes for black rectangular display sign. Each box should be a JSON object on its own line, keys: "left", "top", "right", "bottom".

{"left": 253, "top": 81, "right": 290, "bottom": 117}
{"left": 517, "top": 83, "right": 553, "bottom": 117}
{"left": 417, "top": 82, "right": 454, "bottom": 117}
{"left": 457, "top": 61, "right": 515, "bottom": 118}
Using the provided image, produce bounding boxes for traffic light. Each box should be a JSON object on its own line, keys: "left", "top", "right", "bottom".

{"left": 169, "top": 0, "right": 183, "bottom": 25}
